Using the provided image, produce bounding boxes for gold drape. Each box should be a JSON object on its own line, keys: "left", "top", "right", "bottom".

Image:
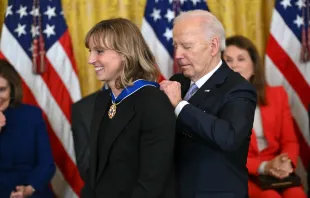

{"left": 208, "top": 0, "right": 275, "bottom": 58}
{"left": 0, "top": 0, "right": 275, "bottom": 97}
{"left": 0, "top": 1, "right": 7, "bottom": 33}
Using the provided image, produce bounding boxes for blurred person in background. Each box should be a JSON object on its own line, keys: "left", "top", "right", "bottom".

{"left": 223, "top": 35, "right": 307, "bottom": 198}
{"left": 0, "top": 60, "right": 55, "bottom": 198}
{"left": 72, "top": 90, "right": 99, "bottom": 182}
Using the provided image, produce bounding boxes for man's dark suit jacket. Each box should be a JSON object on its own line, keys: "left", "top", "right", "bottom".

{"left": 71, "top": 91, "right": 99, "bottom": 181}
{"left": 171, "top": 62, "right": 257, "bottom": 198}
{"left": 81, "top": 86, "right": 176, "bottom": 198}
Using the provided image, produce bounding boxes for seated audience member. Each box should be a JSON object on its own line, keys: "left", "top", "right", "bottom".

{"left": 0, "top": 60, "right": 56, "bottom": 198}
{"left": 223, "top": 35, "right": 307, "bottom": 198}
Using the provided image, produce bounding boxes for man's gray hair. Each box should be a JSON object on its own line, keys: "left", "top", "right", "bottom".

{"left": 174, "top": 10, "right": 226, "bottom": 51}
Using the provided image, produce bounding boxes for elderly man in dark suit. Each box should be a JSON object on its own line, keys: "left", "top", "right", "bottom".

{"left": 160, "top": 10, "right": 257, "bottom": 198}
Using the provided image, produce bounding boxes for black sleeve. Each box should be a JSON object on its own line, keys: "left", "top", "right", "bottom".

{"left": 71, "top": 103, "right": 90, "bottom": 181}
{"left": 131, "top": 88, "right": 176, "bottom": 198}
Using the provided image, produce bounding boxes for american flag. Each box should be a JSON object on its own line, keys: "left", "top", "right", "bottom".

{"left": 265, "top": 0, "right": 310, "bottom": 186}
{"left": 0, "top": 0, "right": 83, "bottom": 197}
{"left": 141, "top": 0, "right": 209, "bottom": 79}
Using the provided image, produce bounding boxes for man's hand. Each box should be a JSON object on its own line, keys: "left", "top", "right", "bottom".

{"left": 10, "top": 185, "right": 34, "bottom": 198}
{"left": 264, "top": 153, "right": 293, "bottom": 179}
{"left": 0, "top": 111, "right": 6, "bottom": 131}
{"left": 160, "top": 80, "right": 182, "bottom": 108}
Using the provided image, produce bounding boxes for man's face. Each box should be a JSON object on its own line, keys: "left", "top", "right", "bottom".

{"left": 173, "top": 18, "right": 213, "bottom": 82}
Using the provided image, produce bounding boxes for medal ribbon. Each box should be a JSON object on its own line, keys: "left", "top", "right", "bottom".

{"left": 110, "top": 79, "right": 159, "bottom": 105}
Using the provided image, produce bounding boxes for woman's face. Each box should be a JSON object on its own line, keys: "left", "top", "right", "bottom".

{"left": 223, "top": 45, "right": 254, "bottom": 81}
{"left": 0, "top": 76, "right": 11, "bottom": 112}
{"left": 87, "top": 38, "right": 124, "bottom": 87}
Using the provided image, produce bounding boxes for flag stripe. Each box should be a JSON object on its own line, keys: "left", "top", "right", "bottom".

{"left": 58, "top": 31, "right": 79, "bottom": 74}
{"left": 293, "top": 120, "right": 310, "bottom": 168}
{"left": 270, "top": 10, "right": 310, "bottom": 85}
{"left": 266, "top": 34, "right": 310, "bottom": 110}
{"left": 51, "top": 167, "right": 79, "bottom": 198}
{"left": 42, "top": 59, "right": 73, "bottom": 123}
{"left": 47, "top": 38, "right": 81, "bottom": 102}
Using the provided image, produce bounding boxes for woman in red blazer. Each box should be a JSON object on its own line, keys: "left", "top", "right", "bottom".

{"left": 223, "top": 35, "right": 306, "bottom": 198}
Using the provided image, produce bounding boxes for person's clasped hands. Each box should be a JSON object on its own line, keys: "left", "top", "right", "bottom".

{"left": 264, "top": 153, "right": 293, "bottom": 179}
{"left": 10, "top": 185, "right": 35, "bottom": 198}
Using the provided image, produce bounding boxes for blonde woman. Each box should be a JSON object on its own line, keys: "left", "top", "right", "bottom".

{"left": 81, "top": 18, "right": 176, "bottom": 198}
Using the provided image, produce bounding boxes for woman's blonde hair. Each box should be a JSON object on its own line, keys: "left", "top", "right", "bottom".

{"left": 85, "top": 18, "right": 160, "bottom": 89}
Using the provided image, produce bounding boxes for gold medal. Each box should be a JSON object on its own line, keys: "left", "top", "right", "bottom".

{"left": 108, "top": 103, "right": 117, "bottom": 119}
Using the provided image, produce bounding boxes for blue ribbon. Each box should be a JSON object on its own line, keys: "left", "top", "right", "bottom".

{"left": 109, "top": 79, "right": 159, "bottom": 104}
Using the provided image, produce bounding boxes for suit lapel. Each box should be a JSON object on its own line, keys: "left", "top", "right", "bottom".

{"left": 188, "top": 63, "right": 230, "bottom": 106}
{"left": 96, "top": 96, "right": 135, "bottom": 182}
{"left": 90, "top": 90, "right": 110, "bottom": 188}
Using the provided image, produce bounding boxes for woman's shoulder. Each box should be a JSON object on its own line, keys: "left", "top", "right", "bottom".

{"left": 4, "top": 104, "right": 43, "bottom": 127}
{"left": 135, "top": 85, "right": 167, "bottom": 101}
{"left": 133, "top": 85, "right": 175, "bottom": 119}
{"left": 265, "top": 86, "right": 290, "bottom": 107}
{"left": 19, "top": 103, "right": 41, "bottom": 112}
{"left": 8, "top": 104, "right": 42, "bottom": 117}
{"left": 132, "top": 85, "right": 172, "bottom": 112}
{"left": 266, "top": 85, "right": 287, "bottom": 98}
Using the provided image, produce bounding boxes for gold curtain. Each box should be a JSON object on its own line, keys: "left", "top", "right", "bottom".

{"left": 208, "top": 0, "right": 275, "bottom": 58}
{"left": 0, "top": 0, "right": 275, "bottom": 97}
{"left": 0, "top": 1, "right": 7, "bottom": 34}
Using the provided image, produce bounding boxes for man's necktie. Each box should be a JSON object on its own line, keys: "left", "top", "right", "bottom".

{"left": 183, "top": 83, "right": 198, "bottom": 101}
